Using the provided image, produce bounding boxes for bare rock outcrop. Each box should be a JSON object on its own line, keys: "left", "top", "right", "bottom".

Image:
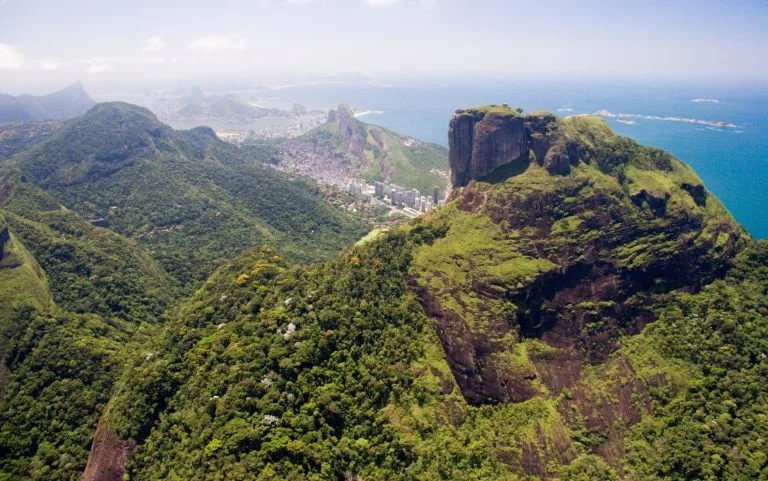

{"left": 0, "top": 221, "right": 10, "bottom": 262}
{"left": 80, "top": 416, "right": 134, "bottom": 481}
{"left": 328, "top": 103, "right": 367, "bottom": 159}
{"left": 448, "top": 106, "right": 586, "bottom": 187}
{"left": 449, "top": 106, "right": 529, "bottom": 186}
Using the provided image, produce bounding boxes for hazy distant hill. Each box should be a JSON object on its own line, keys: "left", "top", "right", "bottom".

{"left": 155, "top": 88, "right": 286, "bottom": 125}
{"left": 0, "top": 82, "right": 95, "bottom": 121}
{"left": 277, "top": 103, "right": 450, "bottom": 193}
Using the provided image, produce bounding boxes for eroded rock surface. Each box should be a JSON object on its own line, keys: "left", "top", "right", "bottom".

{"left": 449, "top": 106, "right": 588, "bottom": 186}
{"left": 421, "top": 106, "right": 744, "bottom": 409}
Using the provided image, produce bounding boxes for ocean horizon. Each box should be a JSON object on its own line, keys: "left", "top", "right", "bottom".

{"left": 254, "top": 79, "right": 767, "bottom": 239}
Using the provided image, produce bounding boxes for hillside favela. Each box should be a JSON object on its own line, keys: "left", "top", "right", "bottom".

{"left": 0, "top": 1, "right": 767, "bottom": 481}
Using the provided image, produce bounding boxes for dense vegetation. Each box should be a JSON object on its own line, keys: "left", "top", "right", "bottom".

{"left": 8, "top": 102, "right": 367, "bottom": 287}
{"left": 626, "top": 244, "right": 768, "bottom": 480}
{"left": 104, "top": 222, "right": 768, "bottom": 481}
{"left": 0, "top": 120, "right": 63, "bottom": 161}
{"left": 1, "top": 177, "right": 175, "bottom": 322}
{"left": 0, "top": 216, "right": 157, "bottom": 481}
{"left": 0, "top": 102, "right": 369, "bottom": 481}
{"left": 0, "top": 105, "right": 766, "bottom": 481}
{"left": 113, "top": 230, "right": 439, "bottom": 480}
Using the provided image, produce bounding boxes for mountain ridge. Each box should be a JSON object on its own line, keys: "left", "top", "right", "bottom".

{"left": 6, "top": 101, "right": 367, "bottom": 287}
{"left": 76, "top": 105, "right": 765, "bottom": 481}
{"left": 0, "top": 99, "right": 764, "bottom": 481}
{"left": 0, "top": 82, "right": 95, "bottom": 122}
{"left": 0, "top": 100, "right": 368, "bottom": 481}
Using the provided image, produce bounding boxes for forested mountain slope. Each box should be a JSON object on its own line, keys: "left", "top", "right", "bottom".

{"left": 84, "top": 107, "right": 766, "bottom": 481}
{"left": 0, "top": 120, "right": 64, "bottom": 161}
{"left": 0, "top": 209, "right": 162, "bottom": 481}
{"left": 0, "top": 102, "right": 369, "bottom": 481}
{"left": 7, "top": 102, "right": 367, "bottom": 287}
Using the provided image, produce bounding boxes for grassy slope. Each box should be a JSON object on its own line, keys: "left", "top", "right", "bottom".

{"left": 0, "top": 215, "right": 52, "bottom": 323}
{"left": 358, "top": 125, "right": 449, "bottom": 194}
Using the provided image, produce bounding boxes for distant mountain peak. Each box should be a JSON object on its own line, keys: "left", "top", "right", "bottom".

{"left": 59, "top": 80, "right": 88, "bottom": 94}
{"left": 0, "top": 82, "right": 95, "bottom": 121}
{"left": 86, "top": 101, "right": 160, "bottom": 122}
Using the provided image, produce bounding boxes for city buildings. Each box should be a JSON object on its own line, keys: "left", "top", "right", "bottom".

{"left": 350, "top": 179, "right": 437, "bottom": 216}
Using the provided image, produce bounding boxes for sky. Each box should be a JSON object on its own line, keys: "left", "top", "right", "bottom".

{"left": 1, "top": 0, "right": 767, "bottom": 93}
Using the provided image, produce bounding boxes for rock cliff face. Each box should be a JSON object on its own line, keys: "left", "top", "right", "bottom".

{"left": 425, "top": 108, "right": 745, "bottom": 408}
{"left": 449, "top": 106, "right": 584, "bottom": 186}
{"left": 449, "top": 106, "right": 528, "bottom": 186}
{"left": 328, "top": 104, "right": 367, "bottom": 158}
{"left": 0, "top": 224, "right": 9, "bottom": 261}
{"left": 80, "top": 417, "right": 134, "bottom": 481}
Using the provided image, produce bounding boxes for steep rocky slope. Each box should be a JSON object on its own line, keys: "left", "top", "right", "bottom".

{"left": 278, "top": 104, "right": 449, "bottom": 193}
{"left": 428, "top": 105, "right": 742, "bottom": 405}
{"left": 82, "top": 106, "right": 766, "bottom": 481}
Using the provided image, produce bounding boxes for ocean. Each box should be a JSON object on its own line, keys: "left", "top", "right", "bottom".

{"left": 258, "top": 79, "right": 768, "bottom": 239}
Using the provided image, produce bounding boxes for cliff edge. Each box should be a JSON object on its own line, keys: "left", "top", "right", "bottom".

{"left": 449, "top": 105, "right": 586, "bottom": 186}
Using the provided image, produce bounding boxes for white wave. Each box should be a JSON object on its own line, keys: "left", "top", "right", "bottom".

{"left": 354, "top": 110, "right": 384, "bottom": 118}
{"left": 594, "top": 109, "right": 737, "bottom": 128}
{"left": 557, "top": 108, "right": 574, "bottom": 112}
{"left": 690, "top": 98, "right": 720, "bottom": 103}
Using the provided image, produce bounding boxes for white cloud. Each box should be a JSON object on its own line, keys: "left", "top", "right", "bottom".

{"left": 186, "top": 33, "right": 247, "bottom": 52}
{"left": 142, "top": 36, "right": 166, "bottom": 52}
{"left": 40, "top": 58, "right": 61, "bottom": 70}
{"left": 86, "top": 64, "right": 108, "bottom": 73}
{"left": 0, "top": 43, "right": 25, "bottom": 69}
{"left": 363, "top": 0, "right": 401, "bottom": 6}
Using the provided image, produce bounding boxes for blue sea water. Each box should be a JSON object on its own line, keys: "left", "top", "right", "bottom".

{"left": 262, "top": 79, "right": 768, "bottom": 239}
